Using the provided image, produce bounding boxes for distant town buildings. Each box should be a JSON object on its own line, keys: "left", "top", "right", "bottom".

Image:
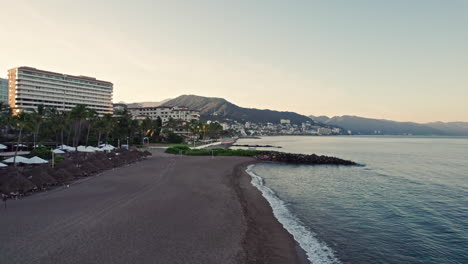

{"left": 112, "top": 103, "right": 127, "bottom": 114}
{"left": 280, "top": 119, "right": 291, "bottom": 125}
{"left": 0, "top": 78, "right": 8, "bottom": 105}
{"left": 7, "top": 66, "right": 113, "bottom": 115}
{"left": 215, "top": 119, "right": 343, "bottom": 136}
{"left": 128, "top": 106, "right": 200, "bottom": 123}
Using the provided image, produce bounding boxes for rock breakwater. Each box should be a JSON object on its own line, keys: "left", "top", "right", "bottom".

{"left": 255, "top": 152, "right": 357, "bottom": 165}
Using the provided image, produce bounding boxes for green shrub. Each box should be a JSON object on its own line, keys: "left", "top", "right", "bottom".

{"left": 166, "top": 133, "right": 184, "bottom": 144}
{"left": 54, "top": 155, "right": 64, "bottom": 163}
{"left": 165, "top": 145, "right": 191, "bottom": 154}
{"left": 30, "top": 146, "right": 52, "bottom": 159}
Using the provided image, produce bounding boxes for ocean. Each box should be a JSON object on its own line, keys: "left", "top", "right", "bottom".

{"left": 235, "top": 136, "right": 468, "bottom": 264}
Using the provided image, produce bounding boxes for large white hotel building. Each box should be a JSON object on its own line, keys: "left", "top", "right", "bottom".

{"left": 8, "top": 66, "right": 113, "bottom": 115}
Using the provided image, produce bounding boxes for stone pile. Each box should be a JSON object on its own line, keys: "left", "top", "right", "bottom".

{"left": 255, "top": 152, "right": 357, "bottom": 165}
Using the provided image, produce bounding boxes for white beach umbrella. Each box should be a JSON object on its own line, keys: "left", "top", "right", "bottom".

{"left": 85, "top": 146, "right": 99, "bottom": 152}
{"left": 100, "top": 144, "right": 116, "bottom": 151}
{"left": 53, "top": 149, "right": 66, "bottom": 154}
{"left": 77, "top": 146, "right": 95, "bottom": 153}
{"left": 92, "top": 147, "right": 104, "bottom": 152}
{"left": 27, "top": 156, "right": 48, "bottom": 164}
{"left": 100, "top": 147, "right": 112, "bottom": 152}
{"left": 3, "top": 156, "right": 30, "bottom": 163}
{"left": 99, "top": 144, "right": 115, "bottom": 148}
{"left": 0, "top": 162, "right": 7, "bottom": 167}
{"left": 0, "top": 144, "right": 7, "bottom": 150}
{"left": 58, "top": 144, "right": 70, "bottom": 150}
{"left": 13, "top": 144, "right": 28, "bottom": 147}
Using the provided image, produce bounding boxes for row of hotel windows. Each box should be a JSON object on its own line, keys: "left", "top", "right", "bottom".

{"left": 17, "top": 74, "right": 112, "bottom": 92}
{"left": 17, "top": 96, "right": 111, "bottom": 108}
{"left": 17, "top": 101, "right": 112, "bottom": 111}
{"left": 19, "top": 71, "right": 112, "bottom": 88}
{"left": 18, "top": 98, "right": 112, "bottom": 109}
{"left": 16, "top": 92, "right": 110, "bottom": 104}
{"left": 18, "top": 79, "right": 112, "bottom": 95}
{"left": 18, "top": 86, "right": 111, "bottom": 101}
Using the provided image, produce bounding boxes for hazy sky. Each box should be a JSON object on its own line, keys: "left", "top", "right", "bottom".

{"left": 1, "top": 0, "right": 467, "bottom": 122}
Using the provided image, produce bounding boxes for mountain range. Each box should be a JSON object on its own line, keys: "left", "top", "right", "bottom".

{"left": 164, "top": 95, "right": 315, "bottom": 124}
{"left": 125, "top": 99, "right": 171, "bottom": 108}
{"left": 122, "top": 95, "right": 468, "bottom": 136}
{"left": 310, "top": 115, "right": 468, "bottom": 136}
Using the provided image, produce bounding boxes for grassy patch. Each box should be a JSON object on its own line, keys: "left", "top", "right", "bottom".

{"left": 165, "top": 145, "right": 191, "bottom": 154}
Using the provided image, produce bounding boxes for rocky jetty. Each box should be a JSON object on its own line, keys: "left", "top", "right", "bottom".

{"left": 255, "top": 152, "right": 358, "bottom": 165}
{"left": 232, "top": 144, "right": 282, "bottom": 148}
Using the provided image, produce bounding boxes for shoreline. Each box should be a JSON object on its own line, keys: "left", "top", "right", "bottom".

{"left": 233, "top": 161, "right": 309, "bottom": 264}
{"left": 0, "top": 149, "right": 305, "bottom": 264}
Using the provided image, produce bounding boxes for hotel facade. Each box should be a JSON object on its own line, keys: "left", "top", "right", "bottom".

{"left": 7, "top": 67, "right": 113, "bottom": 115}
{"left": 128, "top": 106, "right": 200, "bottom": 124}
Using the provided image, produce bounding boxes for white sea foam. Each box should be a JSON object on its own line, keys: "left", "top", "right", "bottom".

{"left": 246, "top": 164, "right": 340, "bottom": 264}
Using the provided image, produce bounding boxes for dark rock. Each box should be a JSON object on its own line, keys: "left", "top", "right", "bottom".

{"left": 255, "top": 152, "right": 358, "bottom": 166}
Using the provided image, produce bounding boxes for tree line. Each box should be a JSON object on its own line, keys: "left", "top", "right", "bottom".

{"left": 0, "top": 103, "right": 229, "bottom": 150}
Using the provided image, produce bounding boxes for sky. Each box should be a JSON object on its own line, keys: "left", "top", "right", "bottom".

{"left": 0, "top": 0, "right": 467, "bottom": 123}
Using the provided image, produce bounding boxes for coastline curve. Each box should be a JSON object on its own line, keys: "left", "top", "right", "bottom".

{"left": 246, "top": 164, "right": 341, "bottom": 264}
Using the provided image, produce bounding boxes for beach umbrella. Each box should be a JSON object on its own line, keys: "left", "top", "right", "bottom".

{"left": 0, "top": 162, "right": 7, "bottom": 167}
{"left": 13, "top": 144, "right": 28, "bottom": 147}
{"left": 86, "top": 146, "right": 99, "bottom": 152}
{"left": 53, "top": 149, "right": 66, "bottom": 154}
{"left": 0, "top": 144, "right": 7, "bottom": 150}
{"left": 77, "top": 146, "right": 95, "bottom": 153}
{"left": 92, "top": 147, "right": 104, "bottom": 152}
{"left": 99, "top": 144, "right": 115, "bottom": 149}
{"left": 26, "top": 156, "right": 49, "bottom": 164}
{"left": 100, "top": 145, "right": 115, "bottom": 151}
{"left": 3, "top": 156, "right": 30, "bottom": 164}
{"left": 58, "top": 144, "right": 76, "bottom": 151}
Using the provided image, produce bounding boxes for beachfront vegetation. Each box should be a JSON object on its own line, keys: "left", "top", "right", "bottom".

{"left": 30, "top": 146, "right": 53, "bottom": 159}
{"left": 165, "top": 146, "right": 266, "bottom": 157}
{"left": 0, "top": 103, "right": 224, "bottom": 150}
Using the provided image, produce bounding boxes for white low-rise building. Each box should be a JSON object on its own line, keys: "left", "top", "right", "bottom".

{"left": 128, "top": 106, "right": 200, "bottom": 123}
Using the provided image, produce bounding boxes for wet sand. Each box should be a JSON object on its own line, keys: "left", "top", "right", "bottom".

{"left": 0, "top": 149, "right": 305, "bottom": 264}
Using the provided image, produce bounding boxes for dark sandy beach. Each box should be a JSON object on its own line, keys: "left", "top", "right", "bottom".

{"left": 0, "top": 149, "right": 305, "bottom": 264}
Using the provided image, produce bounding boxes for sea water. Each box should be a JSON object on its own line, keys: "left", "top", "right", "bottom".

{"left": 237, "top": 136, "right": 468, "bottom": 264}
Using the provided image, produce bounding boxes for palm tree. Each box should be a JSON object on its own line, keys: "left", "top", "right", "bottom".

{"left": 29, "top": 104, "right": 46, "bottom": 148}
{"left": 0, "top": 102, "right": 13, "bottom": 140}
{"left": 47, "top": 108, "right": 68, "bottom": 147}
{"left": 12, "top": 112, "right": 29, "bottom": 167}
{"left": 70, "top": 104, "right": 88, "bottom": 149}
{"left": 100, "top": 114, "right": 114, "bottom": 145}
{"left": 85, "top": 109, "right": 98, "bottom": 146}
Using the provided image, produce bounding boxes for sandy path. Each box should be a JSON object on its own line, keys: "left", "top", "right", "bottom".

{"left": 0, "top": 150, "right": 303, "bottom": 264}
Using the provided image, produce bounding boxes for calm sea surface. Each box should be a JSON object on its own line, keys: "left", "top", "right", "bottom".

{"left": 236, "top": 136, "right": 468, "bottom": 264}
